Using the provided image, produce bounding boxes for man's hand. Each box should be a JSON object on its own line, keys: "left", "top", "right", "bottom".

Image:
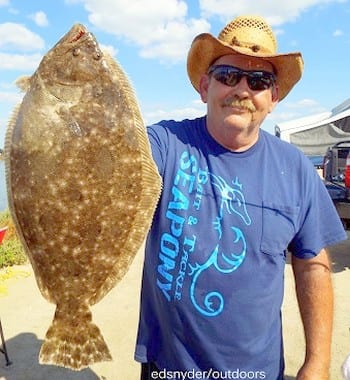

{"left": 296, "top": 360, "right": 330, "bottom": 379}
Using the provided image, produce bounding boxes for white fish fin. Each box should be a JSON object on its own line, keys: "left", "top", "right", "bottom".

{"left": 4, "top": 100, "right": 45, "bottom": 295}
{"left": 15, "top": 75, "right": 32, "bottom": 92}
{"left": 4, "top": 102, "right": 20, "bottom": 213}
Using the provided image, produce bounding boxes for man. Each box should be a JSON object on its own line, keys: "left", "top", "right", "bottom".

{"left": 134, "top": 15, "right": 347, "bottom": 380}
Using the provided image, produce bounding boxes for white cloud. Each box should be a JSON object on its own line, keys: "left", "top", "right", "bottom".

{"left": 0, "top": 52, "right": 42, "bottom": 71}
{"left": 267, "top": 98, "right": 329, "bottom": 131}
{"left": 85, "top": 0, "right": 188, "bottom": 44}
{"left": 0, "top": 23, "right": 45, "bottom": 51}
{"left": 284, "top": 98, "right": 319, "bottom": 109}
{"left": 143, "top": 100, "right": 206, "bottom": 125}
{"left": 0, "top": 90, "right": 23, "bottom": 104}
{"left": 69, "top": 0, "right": 210, "bottom": 63}
{"left": 269, "top": 111, "right": 304, "bottom": 123}
{"left": 30, "top": 11, "right": 49, "bottom": 27}
{"left": 0, "top": 0, "right": 9, "bottom": 6}
{"left": 199, "top": 0, "right": 347, "bottom": 25}
{"left": 100, "top": 44, "right": 118, "bottom": 57}
{"left": 64, "top": 0, "right": 346, "bottom": 64}
{"left": 139, "top": 18, "right": 209, "bottom": 63}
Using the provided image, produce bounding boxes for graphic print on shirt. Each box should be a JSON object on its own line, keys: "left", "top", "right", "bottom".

{"left": 156, "top": 151, "right": 251, "bottom": 317}
{"left": 210, "top": 174, "right": 251, "bottom": 239}
{"left": 189, "top": 174, "right": 251, "bottom": 317}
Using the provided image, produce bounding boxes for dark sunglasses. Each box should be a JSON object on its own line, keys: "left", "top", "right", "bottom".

{"left": 207, "top": 64, "right": 276, "bottom": 91}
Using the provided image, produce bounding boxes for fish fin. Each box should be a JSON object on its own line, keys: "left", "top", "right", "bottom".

{"left": 39, "top": 305, "right": 112, "bottom": 370}
{"left": 15, "top": 75, "right": 32, "bottom": 92}
{"left": 4, "top": 102, "right": 22, "bottom": 237}
{"left": 4, "top": 103, "right": 19, "bottom": 186}
{"left": 4, "top": 101, "right": 38, "bottom": 282}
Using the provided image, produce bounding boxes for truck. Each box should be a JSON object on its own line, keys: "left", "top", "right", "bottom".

{"left": 274, "top": 99, "right": 350, "bottom": 227}
{"left": 323, "top": 141, "right": 350, "bottom": 228}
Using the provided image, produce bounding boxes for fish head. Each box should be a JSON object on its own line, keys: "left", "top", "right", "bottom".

{"left": 37, "top": 24, "right": 106, "bottom": 88}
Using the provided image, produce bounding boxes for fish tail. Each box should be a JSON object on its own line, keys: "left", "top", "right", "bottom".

{"left": 39, "top": 304, "right": 112, "bottom": 370}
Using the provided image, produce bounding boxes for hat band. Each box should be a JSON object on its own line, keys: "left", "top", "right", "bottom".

{"left": 227, "top": 36, "right": 273, "bottom": 54}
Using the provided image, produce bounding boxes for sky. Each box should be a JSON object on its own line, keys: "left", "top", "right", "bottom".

{"left": 0, "top": 0, "right": 349, "bottom": 148}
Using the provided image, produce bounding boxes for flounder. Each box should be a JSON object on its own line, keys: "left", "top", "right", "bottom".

{"left": 5, "top": 24, "right": 161, "bottom": 370}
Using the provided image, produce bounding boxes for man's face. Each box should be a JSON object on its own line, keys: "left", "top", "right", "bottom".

{"left": 199, "top": 54, "right": 279, "bottom": 150}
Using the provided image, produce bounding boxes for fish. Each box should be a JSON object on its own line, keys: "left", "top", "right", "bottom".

{"left": 4, "top": 23, "right": 162, "bottom": 370}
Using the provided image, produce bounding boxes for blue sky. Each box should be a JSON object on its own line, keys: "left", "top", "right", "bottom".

{"left": 0, "top": 0, "right": 349, "bottom": 147}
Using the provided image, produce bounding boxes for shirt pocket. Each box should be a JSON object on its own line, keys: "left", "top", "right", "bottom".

{"left": 260, "top": 202, "right": 300, "bottom": 256}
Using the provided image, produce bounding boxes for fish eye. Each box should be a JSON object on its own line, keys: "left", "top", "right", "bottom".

{"left": 72, "top": 48, "right": 80, "bottom": 57}
{"left": 93, "top": 51, "right": 102, "bottom": 60}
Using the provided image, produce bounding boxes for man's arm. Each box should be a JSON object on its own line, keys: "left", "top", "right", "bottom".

{"left": 291, "top": 248, "right": 333, "bottom": 380}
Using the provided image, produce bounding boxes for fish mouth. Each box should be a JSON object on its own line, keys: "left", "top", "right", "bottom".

{"left": 69, "top": 27, "right": 86, "bottom": 43}
{"left": 67, "top": 24, "right": 101, "bottom": 57}
{"left": 68, "top": 24, "right": 90, "bottom": 44}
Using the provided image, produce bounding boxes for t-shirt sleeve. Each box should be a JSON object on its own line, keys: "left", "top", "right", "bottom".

{"left": 288, "top": 165, "right": 347, "bottom": 259}
{"left": 147, "top": 124, "right": 168, "bottom": 176}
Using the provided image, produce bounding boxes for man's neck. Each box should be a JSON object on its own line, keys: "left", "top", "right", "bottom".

{"left": 206, "top": 119, "right": 260, "bottom": 152}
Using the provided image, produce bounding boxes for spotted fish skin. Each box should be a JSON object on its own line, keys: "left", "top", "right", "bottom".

{"left": 5, "top": 24, "right": 161, "bottom": 370}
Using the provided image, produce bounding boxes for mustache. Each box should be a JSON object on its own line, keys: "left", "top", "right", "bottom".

{"left": 222, "top": 97, "right": 256, "bottom": 113}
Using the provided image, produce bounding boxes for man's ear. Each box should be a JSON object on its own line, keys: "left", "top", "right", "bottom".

{"left": 269, "top": 85, "right": 280, "bottom": 113}
{"left": 199, "top": 75, "right": 209, "bottom": 103}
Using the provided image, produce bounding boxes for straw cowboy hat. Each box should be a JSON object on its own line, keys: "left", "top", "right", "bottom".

{"left": 187, "top": 15, "right": 304, "bottom": 100}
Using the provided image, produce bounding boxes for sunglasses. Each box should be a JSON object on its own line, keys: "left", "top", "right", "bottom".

{"left": 207, "top": 64, "right": 276, "bottom": 91}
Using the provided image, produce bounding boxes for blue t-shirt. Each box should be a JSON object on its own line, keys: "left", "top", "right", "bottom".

{"left": 135, "top": 116, "right": 346, "bottom": 379}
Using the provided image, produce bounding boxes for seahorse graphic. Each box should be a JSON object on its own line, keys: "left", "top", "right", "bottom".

{"left": 210, "top": 174, "right": 251, "bottom": 238}
{"left": 188, "top": 174, "right": 251, "bottom": 317}
{"left": 189, "top": 227, "right": 246, "bottom": 317}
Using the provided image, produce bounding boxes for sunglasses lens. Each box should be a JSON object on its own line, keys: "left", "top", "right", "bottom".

{"left": 209, "top": 66, "right": 240, "bottom": 87}
{"left": 208, "top": 65, "right": 275, "bottom": 91}
{"left": 215, "top": 69, "right": 240, "bottom": 87}
{"left": 248, "top": 73, "right": 274, "bottom": 91}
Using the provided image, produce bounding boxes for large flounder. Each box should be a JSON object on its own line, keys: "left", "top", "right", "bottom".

{"left": 5, "top": 24, "right": 161, "bottom": 370}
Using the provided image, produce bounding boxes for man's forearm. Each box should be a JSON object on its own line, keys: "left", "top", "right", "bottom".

{"left": 291, "top": 249, "right": 333, "bottom": 380}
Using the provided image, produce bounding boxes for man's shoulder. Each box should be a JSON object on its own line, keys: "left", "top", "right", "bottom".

{"left": 261, "top": 129, "right": 305, "bottom": 158}
{"left": 147, "top": 116, "right": 206, "bottom": 145}
{"left": 149, "top": 116, "right": 205, "bottom": 132}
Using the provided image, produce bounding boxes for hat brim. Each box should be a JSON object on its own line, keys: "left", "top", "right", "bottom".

{"left": 187, "top": 33, "right": 304, "bottom": 101}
